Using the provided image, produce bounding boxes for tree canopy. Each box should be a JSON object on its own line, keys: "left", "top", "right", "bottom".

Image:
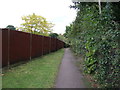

{"left": 49, "top": 33, "right": 59, "bottom": 38}
{"left": 19, "top": 13, "right": 54, "bottom": 36}
{"left": 6, "top": 25, "right": 16, "bottom": 30}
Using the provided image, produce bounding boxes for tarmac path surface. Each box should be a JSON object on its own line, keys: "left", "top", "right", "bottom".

{"left": 55, "top": 48, "right": 86, "bottom": 88}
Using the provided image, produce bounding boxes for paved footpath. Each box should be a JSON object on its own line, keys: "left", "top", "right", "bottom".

{"left": 55, "top": 48, "right": 86, "bottom": 88}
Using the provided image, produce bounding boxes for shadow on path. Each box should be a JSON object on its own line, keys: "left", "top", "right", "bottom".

{"left": 55, "top": 48, "right": 86, "bottom": 88}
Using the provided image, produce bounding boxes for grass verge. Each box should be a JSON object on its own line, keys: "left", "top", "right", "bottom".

{"left": 2, "top": 49, "right": 64, "bottom": 88}
{"left": 75, "top": 55, "right": 100, "bottom": 88}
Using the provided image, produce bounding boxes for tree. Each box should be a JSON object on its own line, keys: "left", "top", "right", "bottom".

{"left": 6, "top": 25, "right": 16, "bottom": 30}
{"left": 49, "top": 33, "right": 59, "bottom": 38}
{"left": 19, "top": 13, "right": 54, "bottom": 36}
{"left": 64, "top": 24, "right": 73, "bottom": 38}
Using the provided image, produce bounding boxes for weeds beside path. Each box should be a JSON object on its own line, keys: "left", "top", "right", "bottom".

{"left": 2, "top": 49, "right": 64, "bottom": 88}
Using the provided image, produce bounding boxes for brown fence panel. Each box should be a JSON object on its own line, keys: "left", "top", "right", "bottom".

{"left": 1, "top": 29, "right": 64, "bottom": 67}
{"left": 59, "top": 40, "right": 64, "bottom": 49}
{"left": 50, "top": 37, "right": 53, "bottom": 52}
{"left": 54, "top": 38, "right": 56, "bottom": 52}
{"left": 43, "top": 36, "right": 50, "bottom": 55}
{"left": 54, "top": 38, "right": 57, "bottom": 51}
{"left": 59, "top": 40, "right": 62, "bottom": 49}
{"left": 31, "top": 34, "right": 43, "bottom": 58}
{"left": 60, "top": 41, "right": 63, "bottom": 49}
{"left": 50, "top": 38, "right": 55, "bottom": 52}
{"left": 60, "top": 41, "right": 62, "bottom": 49}
{"left": 56, "top": 39, "right": 58, "bottom": 50}
{"left": 0, "top": 29, "right": 2, "bottom": 67}
{"left": 49, "top": 37, "right": 51, "bottom": 53}
{"left": 59, "top": 41, "right": 61, "bottom": 49}
{"left": 2, "top": 29, "right": 9, "bottom": 67}
{"left": 9, "top": 30, "right": 30, "bottom": 64}
{"left": 56, "top": 39, "right": 61, "bottom": 50}
{"left": 60, "top": 42, "right": 62, "bottom": 49}
{"left": 61, "top": 41, "right": 63, "bottom": 48}
{"left": 60, "top": 40, "right": 62, "bottom": 49}
{"left": 62, "top": 42, "right": 65, "bottom": 48}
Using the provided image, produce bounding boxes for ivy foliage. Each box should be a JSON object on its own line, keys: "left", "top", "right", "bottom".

{"left": 65, "top": 2, "right": 120, "bottom": 88}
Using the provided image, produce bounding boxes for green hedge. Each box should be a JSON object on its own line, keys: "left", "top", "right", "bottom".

{"left": 66, "top": 3, "right": 120, "bottom": 88}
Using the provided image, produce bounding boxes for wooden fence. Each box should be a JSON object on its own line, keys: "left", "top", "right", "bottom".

{"left": 0, "top": 29, "right": 64, "bottom": 67}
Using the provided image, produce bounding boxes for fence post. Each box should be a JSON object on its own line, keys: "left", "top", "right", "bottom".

{"left": 42, "top": 36, "right": 44, "bottom": 56}
{"left": 30, "top": 33, "right": 32, "bottom": 60}
{"left": 8, "top": 29, "right": 10, "bottom": 68}
{"left": 55, "top": 38, "right": 57, "bottom": 51}
{"left": 49, "top": 37, "right": 51, "bottom": 53}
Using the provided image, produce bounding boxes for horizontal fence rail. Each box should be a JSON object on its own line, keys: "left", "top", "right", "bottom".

{"left": 0, "top": 29, "right": 65, "bottom": 67}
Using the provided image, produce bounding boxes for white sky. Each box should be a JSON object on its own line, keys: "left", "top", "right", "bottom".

{"left": 0, "top": 0, "right": 77, "bottom": 34}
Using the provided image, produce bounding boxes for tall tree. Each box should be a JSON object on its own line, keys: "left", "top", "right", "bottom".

{"left": 19, "top": 13, "right": 54, "bottom": 36}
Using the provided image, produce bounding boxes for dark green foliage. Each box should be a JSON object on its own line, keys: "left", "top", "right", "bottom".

{"left": 49, "top": 33, "right": 59, "bottom": 38}
{"left": 6, "top": 25, "right": 16, "bottom": 30}
{"left": 64, "top": 43, "right": 70, "bottom": 48}
{"left": 111, "top": 2, "right": 120, "bottom": 23}
{"left": 65, "top": 2, "right": 120, "bottom": 88}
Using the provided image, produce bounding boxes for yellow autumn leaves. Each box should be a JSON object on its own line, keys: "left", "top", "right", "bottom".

{"left": 18, "top": 13, "right": 54, "bottom": 36}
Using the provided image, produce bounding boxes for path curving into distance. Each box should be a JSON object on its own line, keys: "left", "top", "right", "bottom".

{"left": 55, "top": 48, "right": 86, "bottom": 88}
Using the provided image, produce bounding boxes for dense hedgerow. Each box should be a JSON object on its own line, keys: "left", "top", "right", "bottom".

{"left": 65, "top": 2, "right": 120, "bottom": 88}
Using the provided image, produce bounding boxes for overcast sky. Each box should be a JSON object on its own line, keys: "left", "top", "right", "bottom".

{"left": 0, "top": 0, "right": 77, "bottom": 34}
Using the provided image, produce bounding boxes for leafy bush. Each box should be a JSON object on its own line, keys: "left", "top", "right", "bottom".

{"left": 65, "top": 2, "right": 120, "bottom": 88}
{"left": 6, "top": 25, "right": 16, "bottom": 30}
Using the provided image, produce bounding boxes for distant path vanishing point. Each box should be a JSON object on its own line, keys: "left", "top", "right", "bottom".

{"left": 55, "top": 48, "right": 86, "bottom": 88}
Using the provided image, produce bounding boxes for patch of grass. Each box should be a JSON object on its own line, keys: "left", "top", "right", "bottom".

{"left": 2, "top": 49, "right": 64, "bottom": 88}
